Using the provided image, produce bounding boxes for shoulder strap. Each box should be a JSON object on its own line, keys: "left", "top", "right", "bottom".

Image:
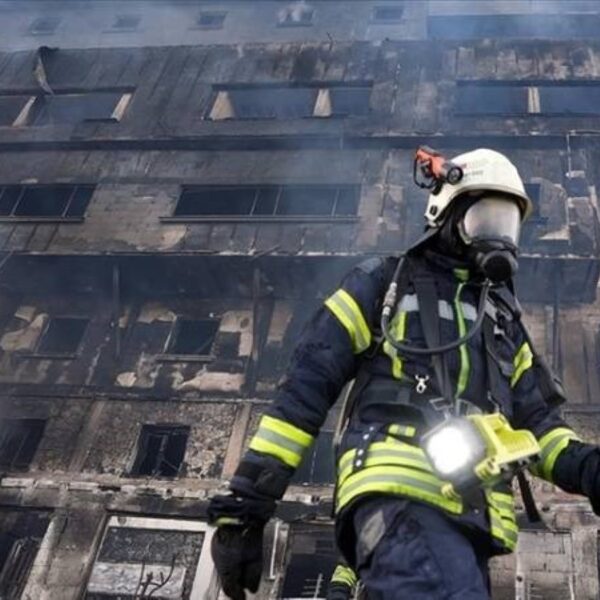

{"left": 412, "top": 273, "right": 454, "bottom": 408}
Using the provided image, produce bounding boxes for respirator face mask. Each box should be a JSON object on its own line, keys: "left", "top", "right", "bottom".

{"left": 458, "top": 196, "right": 522, "bottom": 283}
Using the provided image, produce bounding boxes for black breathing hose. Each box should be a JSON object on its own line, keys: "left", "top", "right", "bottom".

{"left": 380, "top": 257, "right": 491, "bottom": 355}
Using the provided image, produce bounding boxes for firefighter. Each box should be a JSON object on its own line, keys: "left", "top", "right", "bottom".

{"left": 208, "top": 148, "right": 600, "bottom": 599}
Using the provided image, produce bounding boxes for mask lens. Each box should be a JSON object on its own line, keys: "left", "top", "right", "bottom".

{"left": 461, "top": 197, "right": 521, "bottom": 246}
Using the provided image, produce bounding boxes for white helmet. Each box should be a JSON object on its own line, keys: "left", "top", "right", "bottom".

{"left": 424, "top": 148, "right": 533, "bottom": 228}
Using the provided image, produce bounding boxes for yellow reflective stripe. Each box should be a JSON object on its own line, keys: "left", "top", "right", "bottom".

{"left": 383, "top": 310, "right": 407, "bottom": 379}
{"left": 489, "top": 512, "right": 518, "bottom": 551}
{"left": 454, "top": 282, "right": 470, "bottom": 396}
{"left": 338, "top": 440, "right": 427, "bottom": 474}
{"left": 511, "top": 342, "right": 534, "bottom": 387}
{"left": 336, "top": 465, "right": 463, "bottom": 514}
{"left": 487, "top": 489, "right": 518, "bottom": 551}
{"left": 215, "top": 517, "right": 242, "bottom": 526}
{"left": 331, "top": 564, "right": 357, "bottom": 587}
{"left": 387, "top": 424, "right": 416, "bottom": 438}
{"left": 325, "top": 289, "right": 371, "bottom": 354}
{"left": 531, "top": 427, "right": 580, "bottom": 481}
{"left": 249, "top": 415, "right": 314, "bottom": 468}
{"left": 338, "top": 448, "right": 434, "bottom": 484}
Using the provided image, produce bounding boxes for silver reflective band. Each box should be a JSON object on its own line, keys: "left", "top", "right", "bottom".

{"left": 397, "top": 294, "right": 477, "bottom": 322}
{"left": 460, "top": 196, "right": 522, "bottom": 246}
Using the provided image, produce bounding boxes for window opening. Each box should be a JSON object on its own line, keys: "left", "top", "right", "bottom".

{"left": 0, "top": 419, "right": 45, "bottom": 471}
{"left": 196, "top": 11, "right": 227, "bottom": 29}
{"left": 279, "top": 5, "right": 314, "bottom": 27}
{"left": 373, "top": 6, "right": 404, "bottom": 22}
{"left": 30, "top": 92, "right": 131, "bottom": 126}
{"left": 28, "top": 17, "right": 60, "bottom": 35}
{"left": 0, "top": 96, "right": 30, "bottom": 127}
{"left": 456, "top": 84, "right": 529, "bottom": 116}
{"left": 36, "top": 317, "right": 89, "bottom": 355}
{"left": 110, "top": 14, "right": 141, "bottom": 31}
{"left": 0, "top": 184, "right": 94, "bottom": 219}
{"left": 166, "top": 318, "right": 219, "bottom": 356}
{"left": 131, "top": 425, "right": 189, "bottom": 477}
{"left": 173, "top": 185, "right": 359, "bottom": 218}
{"left": 85, "top": 516, "right": 213, "bottom": 600}
{"left": 291, "top": 431, "right": 334, "bottom": 484}
{"left": 539, "top": 86, "right": 600, "bottom": 115}
{"left": 328, "top": 87, "right": 371, "bottom": 116}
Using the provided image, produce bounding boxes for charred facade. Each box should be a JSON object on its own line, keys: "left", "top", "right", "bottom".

{"left": 0, "top": 1, "right": 599, "bottom": 599}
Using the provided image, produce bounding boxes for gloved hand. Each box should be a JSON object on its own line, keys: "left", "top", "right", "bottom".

{"left": 208, "top": 493, "right": 276, "bottom": 600}
{"left": 211, "top": 524, "right": 264, "bottom": 600}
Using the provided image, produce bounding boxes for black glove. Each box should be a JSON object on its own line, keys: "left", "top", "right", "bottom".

{"left": 327, "top": 582, "right": 353, "bottom": 600}
{"left": 211, "top": 524, "right": 264, "bottom": 600}
{"left": 208, "top": 493, "right": 276, "bottom": 600}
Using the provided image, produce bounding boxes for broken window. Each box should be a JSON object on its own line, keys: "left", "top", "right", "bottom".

{"left": 280, "top": 526, "right": 338, "bottom": 599}
{"left": 165, "top": 318, "right": 219, "bottom": 356}
{"left": 109, "top": 14, "right": 141, "bottom": 31}
{"left": 0, "top": 96, "right": 30, "bottom": 127}
{"left": 28, "top": 17, "right": 60, "bottom": 35}
{"left": 196, "top": 11, "right": 227, "bottom": 29}
{"left": 456, "top": 84, "right": 529, "bottom": 116}
{"left": 372, "top": 6, "right": 404, "bottom": 22}
{"left": 0, "top": 185, "right": 94, "bottom": 219}
{"left": 209, "top": 84, "right": 371, "bottom": 120}
{"left": 538, "top": 86, "right": 600, "bottom": 116}
{"left": 291, "top": 431, "right": 334, "bottom": 484}
{"left": 36, "top": 317, "right": 88, "bottom": 355}
{"left": 27, "top": 91, "right": 132, "bottom": 126}
{"left": 173, "top": 185, "right": 360, "bottom": 218}
{"left": 131, "top": 425, "right": 189, "bottom": 477}
{"left": 0, "top": 419, "right": 45, "bottom": 471}
{"left": 0, "top": 511, "right": 49, "bottom": 600}
{"left": 86, "top": 516, "right": 214, "bottom": 599}
{"left": 428, "top": 14, "right": 600, "bottom": 40}
{"left": 278, "top": 5, "right": 314, "bottom": 27}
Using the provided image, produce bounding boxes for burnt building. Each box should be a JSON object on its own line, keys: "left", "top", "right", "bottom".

{"left": 0, "top": 1, "right": 599, "bottom": 599}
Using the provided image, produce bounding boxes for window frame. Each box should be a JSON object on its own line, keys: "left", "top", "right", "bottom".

{"left": 0, "top": 418, "right": 46, "bottom": 472}
{"left": 130, "top": 424, "right": 190, "bottom": 478}
{"left": 371, "top": 5, "right": 405, "bottom": 24}
{"left": 27, "top": 16, "right": 60, "bottom": 36}
{"left": 193, "top": 11, "right": 228, "bottom": 30}
{"left": 206, "top": 82, "right": 372, "bottom": 121}
{"left": 26, "top": 316, "right": 90, "bottom": 359}
{"left": 277, "top": 7, "right": 315, "bottom": 28}
{"left": 105, "top": 14, "right": 142, "bottom": 33}
{"left": 158, "top": 317, "right": 220, "bottom": 362}
{"left": 86, "top": 516, "right": 218, "bottom": 600}
{"left": 162, "top": 184, "right": 361, "bottom": 224}
{"left": 455, "top": 80, "right": 600, "bottom": 117}
{"left": 0, "top": 184, "right": 94, "bottom": 223}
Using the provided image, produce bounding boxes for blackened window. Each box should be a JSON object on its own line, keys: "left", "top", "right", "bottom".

{"left": 0, "top": 96, "right": 30, "bottom": 127}
{"left": 131, "top": 425, "right": 189, "bottom": 477}
{"left": 0, "top": 185, "right": 94, "bottom": 219}
{"left": 31, "top": 92, "right": 129, "bottom": 126}
{"left": 373, "top": 6, "right": 404, "bottom": 22}
{"left": 196, "top": 11, "right": 227, "bottom": 29}
{"left": 539, "top": 86, "right": 600, "bottom": 115}
{"left": 329, "top": 87, "right": 371, "bottom": 116}
{"left": 0, "top": 419, "right": 45, "bottom": 471}
{"left": 279, "top": 7, "right": 314, "bottom": 27}
{"left": 173, "top": 185, "right": 359, "bottom": 219}
{"left": 28, "top": 17, "right": 60, "bottom": 35}
{"left": 166, "top": 319, "right": 219, "bottom": 356}
{"left": 428, "top": 14, "right": 600, "bottom": 40}
{"left": 291, "top": 432, "right": 334, "bottom": 484}
{"left": 456, "top": 84, "right": 529, "bottom": 116}
{"left": 226, "top": 87, "right": 317, "bottom": 119}
{"left": 36, "top": 317, "right": 88, "bottom": 355}
{"left": 110, "top": 14, "right": 141, "bottom": 31}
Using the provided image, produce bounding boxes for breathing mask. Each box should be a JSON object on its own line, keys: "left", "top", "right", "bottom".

{"left": 458, "top": 195, "right": 522, "bottom": 283}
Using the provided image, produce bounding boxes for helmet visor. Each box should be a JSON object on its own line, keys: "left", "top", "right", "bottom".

{"left": 461, "top": 196, "right": 522, "bottom": 246}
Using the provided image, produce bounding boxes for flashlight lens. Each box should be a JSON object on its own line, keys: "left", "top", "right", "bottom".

{"left": 425, "top": 426, "right": 474, "bottom": 476}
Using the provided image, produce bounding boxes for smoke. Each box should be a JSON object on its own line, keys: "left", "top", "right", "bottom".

{"left": 278, "top": 1, "right": 314, "bottom": 26}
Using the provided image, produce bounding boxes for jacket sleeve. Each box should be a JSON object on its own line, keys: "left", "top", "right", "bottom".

{"left": 508, "top": 324, "right": 583, "bottom": 488}
{"left": 230, "top": 257, "right": 393, "bottom": 499}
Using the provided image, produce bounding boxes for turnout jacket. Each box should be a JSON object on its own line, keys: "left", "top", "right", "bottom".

{"left": 231, "top": 250, "right": 579, "bottom": 557}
